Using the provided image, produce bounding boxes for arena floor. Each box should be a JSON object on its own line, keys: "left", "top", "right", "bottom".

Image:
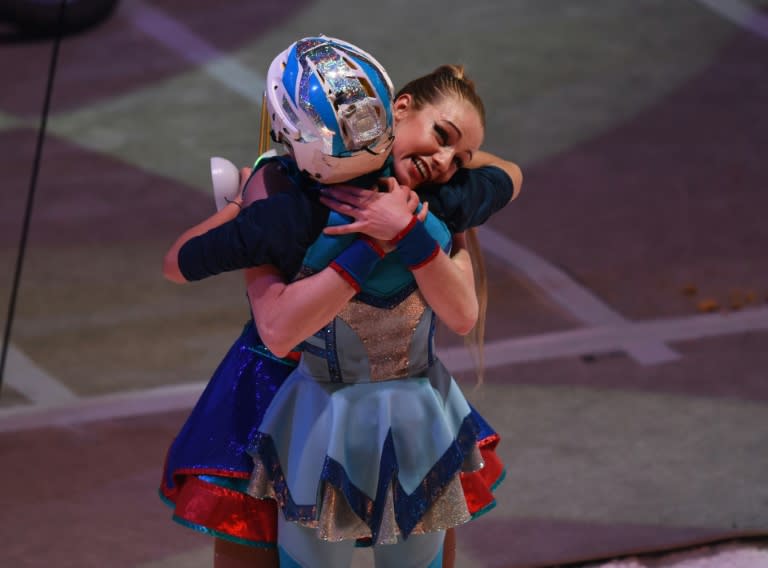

{"left": 1, "top": 1, "right": 767, "bottom": 566}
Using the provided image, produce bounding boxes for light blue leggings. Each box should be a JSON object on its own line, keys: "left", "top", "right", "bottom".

{"left": 277, "top": 516, "right": 444, "bottom": 568}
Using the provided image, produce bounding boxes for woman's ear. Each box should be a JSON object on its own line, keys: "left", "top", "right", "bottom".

{"left": 393, "top": 94, "right": 412, "bottom": 121}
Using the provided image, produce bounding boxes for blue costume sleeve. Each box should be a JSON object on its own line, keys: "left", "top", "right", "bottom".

{"left": 178, "top": 184, "right": 329, "bottom": 281}
{"left": 417, "top": 165, "right": 514, "bottom": 233}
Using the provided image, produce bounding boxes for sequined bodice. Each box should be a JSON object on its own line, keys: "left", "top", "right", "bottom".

{"left": 297, "top": 210, "right": 450, "bottom": 383}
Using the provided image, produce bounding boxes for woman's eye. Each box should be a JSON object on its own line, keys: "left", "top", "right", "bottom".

{"left": 434, "top": 125, "right": 449, "bottom": 145}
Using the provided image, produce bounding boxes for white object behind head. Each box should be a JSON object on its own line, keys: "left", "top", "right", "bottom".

{"left": 210, "top": 157, "right": 240, "bottom": 211}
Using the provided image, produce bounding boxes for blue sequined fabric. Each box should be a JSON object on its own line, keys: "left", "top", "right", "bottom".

{"left": 163, "top": 320, "right": 295, "bottom": 491}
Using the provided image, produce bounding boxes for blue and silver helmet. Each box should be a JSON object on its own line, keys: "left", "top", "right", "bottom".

{"left": 265, "top": 36, "right": 394, "bottom": 183}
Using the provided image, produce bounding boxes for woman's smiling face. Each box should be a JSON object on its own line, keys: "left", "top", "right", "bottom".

{"left": 390, "top": 93, "right": 484, "bottom": 188}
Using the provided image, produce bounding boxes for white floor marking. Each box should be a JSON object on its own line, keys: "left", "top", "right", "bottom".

{"left": 3, "top": 307, "right": 768, "bottom": 431}
{"left": 439, "top": 306, "right": 768, "bottom": 373}
{"left": 4, "top": 344, "right": 78, "bottom": 404}
{"left": 478, "top": 227, "right": 681, "bottom": 365}
{"left": 122, "top": 0, "right": 265, "bottom": 101}
{"left": 696, "top": 0, "right": 768, "bottom": 39}
{"left": 0, "top": 381, "right": 204, "bottom": 432}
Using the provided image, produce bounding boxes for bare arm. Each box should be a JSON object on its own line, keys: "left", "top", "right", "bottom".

{"left": 239, "top": 167, "right": 357, "bottom": 356}
{"left": 319, "top": 179, "right": 478, "bottom": 335}
{"left": 245, "top": 265, "right": 358, "bottom": 357}
{"left": 245, "top": 217, "right": 464, "bottom": 357}
{"left": 412, "top": 231, "right": 477, "bottom": 335}
{"left": 245, "top": 188, "right": 426, "bottom": 356}
{"left": 468, "top": 150, "right": 523, "bottom": 201}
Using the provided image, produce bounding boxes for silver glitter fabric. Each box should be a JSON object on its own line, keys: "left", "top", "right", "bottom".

{"left": 336, "top": 292, "right": 428, "bottom": 382}
{"left": 294, "top": 38, "right": 378, "bottom": 149}
{"left": 317, "top": 482, "right": 372, "bottom": 542}
{"left": 309, "top": 475, "right": 471, "bottom": 545}
{"left": 409, "top": 476, "right": 471, "bottom": 537}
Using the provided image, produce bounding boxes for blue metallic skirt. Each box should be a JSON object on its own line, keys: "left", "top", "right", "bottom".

{"left": 159, "top": 320, "right": 297, "bottom": 546}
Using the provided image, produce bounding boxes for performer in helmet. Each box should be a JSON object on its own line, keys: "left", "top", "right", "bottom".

{"left": 161, "top": 35, "right": 521, "bottom": 568}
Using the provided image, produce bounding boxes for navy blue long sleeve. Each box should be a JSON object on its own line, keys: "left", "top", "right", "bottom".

{"left": 417, "top": 165, "right": 513, "bottom": 234}
{"left": 177, "top": 161, "right": 513, "bottom": 281}
{"left": 178, "top": 184, "right": 329, "bottom": 281}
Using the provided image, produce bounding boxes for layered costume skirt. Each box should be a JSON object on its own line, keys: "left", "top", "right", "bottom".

{"left": 160, "top": 320, "right": 503, "bottom": 547}
{"left": 246, "top": 291, "right": 505, "bottom": 545}
{"left": 159, "top": 320, "right": 296, "bottom": 546}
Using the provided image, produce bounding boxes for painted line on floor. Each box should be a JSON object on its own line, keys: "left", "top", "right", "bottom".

{"left": 0, "top": 381, "right": 204, "bottom": 432}
{"left": 122, "top": 0, "right": 264, "bottom": 101}
{"left": 3, "top": 307, "right": 767, "bottom": 432}
{"left": 4, "top": 344, "right": 78, "bottom": 405}
{"left": 440, "top": 306, "right": 768, "bottom": 373}
{"left": 696, "top": 0, "right": 768, "bottom": 39}
{"left": 478, "top": 226, "right": 680, "bottom": 365}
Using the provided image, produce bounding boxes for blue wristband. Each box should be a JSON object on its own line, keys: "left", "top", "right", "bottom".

{"left": 330, "top": 239, "right": 385, "bottom": 292}
{"left": 392, "top": 218, "right": 440, "bottom": 269}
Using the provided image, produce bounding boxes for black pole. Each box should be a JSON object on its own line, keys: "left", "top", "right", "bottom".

{"left": 0, "top": 1, "right": 68, "bottom": 393}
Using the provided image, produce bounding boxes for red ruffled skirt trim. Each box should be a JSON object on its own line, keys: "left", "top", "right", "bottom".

{"left": 160, "top": 433, "right": 503, "bottom": 545}
{"left": 460, "top": 433, "right": 504, "bottom": 517}
{"left": 162, "top": 473, "right": 277, "bottom": 546}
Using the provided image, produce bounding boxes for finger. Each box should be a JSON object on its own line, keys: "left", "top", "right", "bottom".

{"left": 406, "top": 190, "right": 419, "bottom": 214}
{"left": 391, "top": 179, "right": 411, "bottom": 195}
{"left": 417, "top": 201, "right": 429, "bottom": 222}
{"left": 323, "top": 221, "right": 366, "bottom": 235}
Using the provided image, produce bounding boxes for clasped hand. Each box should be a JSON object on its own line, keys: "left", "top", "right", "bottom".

{"left": 319, "top": 178, "right": 428, "bottom": 250}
